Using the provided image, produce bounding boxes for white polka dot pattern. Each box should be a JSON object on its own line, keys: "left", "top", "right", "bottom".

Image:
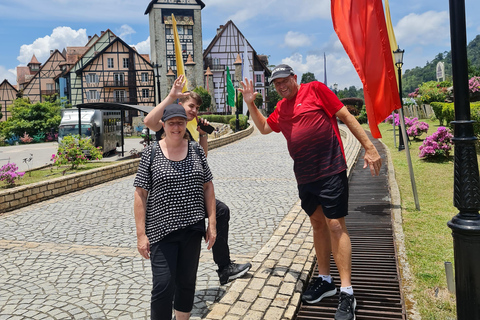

{"left": 133, "top": 141, "right": 213, "bottom": 244}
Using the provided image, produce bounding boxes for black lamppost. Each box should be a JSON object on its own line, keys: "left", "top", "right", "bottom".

{"left": 153, "top": 63, "right": 161, "bottom": 105}
{"left": 393, "top": 47, "right": 406, "bottom": 151}
{"left": 233, "top": 79, "right": 240, "bottom": 132}
{"left": 333, "top": 83, "right": 338, "bottom": 95}
{"left": 446, "top": 0, "right": 480, "bottom": 318}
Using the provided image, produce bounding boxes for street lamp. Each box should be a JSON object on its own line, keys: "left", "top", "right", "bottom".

{"left": 333, "top": 83, "right": 338, "bottom": 95}
{"left": 393, "top": 46, "right": 405, "bottom": 151}
{"left": 233, "top": 79, "right": 240, "bottom": 132}
{"left": 446, "top": 0, "right": 480, "bottom": 318}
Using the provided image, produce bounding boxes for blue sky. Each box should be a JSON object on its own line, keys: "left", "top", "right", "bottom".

{"left": 0, "top": 0, "right": 479, "bottom": 93}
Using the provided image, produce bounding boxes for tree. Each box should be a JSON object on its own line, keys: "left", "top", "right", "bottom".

{"left": 301, "top": 72, "right": 317, "bottom": 84}
{"left": 1, "top": 98, "right": 61, "bottom": 138}
{"left": 193, "top": 87, "right": 212, "bottom": 112}
{"left": 267, "top": 85, "right": 282, "bottom": 115}
{"left": 254, "top": 93, "right": 264, "bottom": 108}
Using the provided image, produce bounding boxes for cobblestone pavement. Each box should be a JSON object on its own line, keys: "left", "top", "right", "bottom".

{"left": 0, "top": 128, "right": 299, "bottom": 319}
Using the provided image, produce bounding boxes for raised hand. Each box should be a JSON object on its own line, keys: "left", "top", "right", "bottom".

{"left": 239, "top": 77, "right": 258, "bottom": 105}
{"left": 169, "top": 75, "right": 189, "bottom": 100}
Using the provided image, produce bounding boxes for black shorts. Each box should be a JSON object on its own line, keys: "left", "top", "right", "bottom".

{"left": 298, "top": 171, "right": 349, "bottom": 218}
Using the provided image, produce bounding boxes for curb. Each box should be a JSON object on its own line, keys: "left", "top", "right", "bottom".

{"left": 0, "top": 126, "right": 254, "bottom": 214}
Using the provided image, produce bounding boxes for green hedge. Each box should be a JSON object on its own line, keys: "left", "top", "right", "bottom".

{"left": 229, "top": 114, "right": 249, "bottom": 131}
{"left": 430, "top": 101, "right": 480, "bottom": 137}
{"left": 200, "top": 114, "right": 235, "bottom": 124}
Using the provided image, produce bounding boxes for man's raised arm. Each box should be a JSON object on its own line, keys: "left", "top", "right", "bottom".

{"left": 239, "top": 78, "right": 273, "bottom": 135}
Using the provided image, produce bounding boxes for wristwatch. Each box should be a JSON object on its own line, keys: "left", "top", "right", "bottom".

{"left": 199, "top": 134, "right": 208, "bottom": 138}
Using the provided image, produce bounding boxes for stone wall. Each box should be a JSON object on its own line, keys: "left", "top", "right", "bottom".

{"left": 0, "top": 125, "right": 254, "bottom": 214}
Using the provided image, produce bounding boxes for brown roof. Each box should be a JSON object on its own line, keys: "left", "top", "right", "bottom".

{"left": 28, "top": 54, "right": 40, "bottom": 66}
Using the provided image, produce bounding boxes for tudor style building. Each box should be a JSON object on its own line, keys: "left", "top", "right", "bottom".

{"left": 203, "top": 21, "right": 271, "bottom": 113}
{"left": 0, "top": 79, "right": 18, "bottom": 121}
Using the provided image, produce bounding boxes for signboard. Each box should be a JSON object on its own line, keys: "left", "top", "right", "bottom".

{"left": 436, "top": 62, "right": 445, "bottom": 82}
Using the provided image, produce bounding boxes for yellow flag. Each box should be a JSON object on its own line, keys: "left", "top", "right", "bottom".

{"left": 172, "top": 13, "right": 188, "bottom": 92}
{"left": 384, "top": 0, "right": 400, "bottom": 88}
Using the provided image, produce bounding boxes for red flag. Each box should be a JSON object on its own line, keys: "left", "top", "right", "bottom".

{"left": 331, "top": 0, "right": 401, "bottom": 138}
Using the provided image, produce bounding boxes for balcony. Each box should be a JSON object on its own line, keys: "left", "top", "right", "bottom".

{"left": 41, "top": 90, "right": 57, "bottom": 96}
{"left": 104, "top": 81, "right": 127, "bottom": 87}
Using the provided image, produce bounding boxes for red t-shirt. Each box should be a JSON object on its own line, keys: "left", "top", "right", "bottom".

{"left": 267, "top": 81, "right": 347, "bottom": 185}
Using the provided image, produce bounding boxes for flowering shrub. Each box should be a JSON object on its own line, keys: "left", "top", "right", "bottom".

{"left": 385, "top": 113, "right": 400, "bottom": 126}
{"left": 419, "top": 127, "right": 453, "bottom": 159}
{"left": 51, "top": 135, "right": 103, "bottom": 169}
{"left": 407, "top": 120, "right": 429, "bottom": 139}
{"left": 469, "top": 76, "right": 480, "bottom": 93}
{"left": 0, "top": 163, "right": 25, "bottom": 187}
{"left": 46, "top": 132, "right": 58, "bottom": 142}
{"left": 20, "top": 132, "right": 33, "bottom": 144}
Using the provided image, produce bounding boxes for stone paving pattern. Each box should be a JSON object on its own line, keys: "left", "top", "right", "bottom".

{"left": 0, "top": 125, "right": 360, "bottom": 319}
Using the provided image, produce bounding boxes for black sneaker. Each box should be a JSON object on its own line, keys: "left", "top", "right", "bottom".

{"left": 302, "top": 277, "right": 337, "bottom": 304}
{"left": 335, "top": 291, "right": 357, "bottom": 320}
{"left": 217, "top": 261, "right": 252, "bottom": 285}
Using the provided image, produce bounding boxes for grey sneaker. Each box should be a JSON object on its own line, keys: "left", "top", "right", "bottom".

{"left": 302, "top": 277, "right": 337, "bottom": 304}
{"left": 217, "top": 261, "right": 252, "bottom": 285}
{"left": 335, "top": 291, "right": 357, "bottom": 320}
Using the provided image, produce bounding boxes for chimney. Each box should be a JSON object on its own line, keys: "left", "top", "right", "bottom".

{"left": 216, "top": 25, "right": 224, "bottom": 35}
{"left": 88, "top": 35, "right": 92, "bottom": 41}
{"left": 50, "top": 50, "right": 54, "bottom": 55}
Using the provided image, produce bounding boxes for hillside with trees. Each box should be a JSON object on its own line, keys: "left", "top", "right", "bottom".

{"left": 402, "top": 34, "right": 480, "bottom": 96}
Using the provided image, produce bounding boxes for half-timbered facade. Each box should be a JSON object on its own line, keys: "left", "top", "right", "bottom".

{"left": 203, "top": 20, "right": 271, "bottom": 113}
{"left": 0, "top": 80, "right": 18, "bottom": 121}
{"left": 19, "top": 50, "right": 66, "bottom": 104}
{"left": 71, "top": 37, "right": 155, "bottom": 108}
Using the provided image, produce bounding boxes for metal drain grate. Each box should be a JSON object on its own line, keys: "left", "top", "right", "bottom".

{"left": 295, "top": 136, "right": 406, "bottom": 320}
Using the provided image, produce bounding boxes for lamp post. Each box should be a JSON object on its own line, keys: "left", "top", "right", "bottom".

{"left": 446, "top": 0, "right": 480, "bottom": 318}
{"left": 393, "top": 46, "right": 421, "bottom": 210}
{"left": 393, "top": 47, "right": 405, "bottom": 151}
{"left": 333, "top": 83, "right": 338, "bottom": 95}
{"left": 233, "top": 79, "right": 240, "bottom": 132}
{"left": 153, "top": 63, "right": 162, "bottom": 105}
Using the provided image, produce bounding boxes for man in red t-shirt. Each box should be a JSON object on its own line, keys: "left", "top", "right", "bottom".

{"left": 241, "top": 64, "right": 382, "bottom": 320}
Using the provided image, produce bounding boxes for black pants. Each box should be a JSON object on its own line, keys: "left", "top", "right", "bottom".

{"left": 150, "top": 229, "right": 202, "bottom": 319}
{"left": 211, "top": 199, "right": 231, "bottom": 269}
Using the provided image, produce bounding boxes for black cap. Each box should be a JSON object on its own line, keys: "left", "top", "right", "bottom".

{"left": 269, "top": 64, "right": 295, "bottom": 84}
{"left": 161, "top": 104, "right": 187, "bottom": 122}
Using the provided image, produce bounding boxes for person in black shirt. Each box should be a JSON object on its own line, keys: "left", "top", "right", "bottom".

{"left": 144, "top": 75, "right": 252, "bottom": 285}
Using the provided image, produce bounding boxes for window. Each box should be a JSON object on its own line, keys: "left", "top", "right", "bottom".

{"left": 46, "top": 83, "right": 54, "bottom": 90}
{"left": 107, "top": 58, "right": 114, "bottom": 68}
{"left": 123, "top": 58, "right": 129, "bottom": 68}
{"left": 142, "top": 89, "right": 149, "bottom": 98}
{"left": 141, "top": 73, "right": 148, "bottom": 83}
{"left": 114, "top": 73, "right": 124, "bottom": 86}
{"left": 187, "top": 26, "right": 193, "bottom": 35}
{"left": 256, "top": 74, "right": 262, "bottom": 83}
{"left": 86, "top": 73, "right": 99, "bottom": 84}
{"left": 115, "top": 90, "right": 126, "bottom": 102}
{"left": 87, "top": 90, "right": 99, "bottom": 101}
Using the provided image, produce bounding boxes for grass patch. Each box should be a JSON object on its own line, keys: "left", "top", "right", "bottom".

{"left": 370, "top": 119, "right": 480, "bottom": 319}
{"left": 0, "top": 162, "right": 113, "bottom": 189}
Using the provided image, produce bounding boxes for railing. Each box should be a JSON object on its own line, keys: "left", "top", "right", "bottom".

{"left": 41, "top": 90, "right": 57, "bottom": 96}
{"left": 104, "top": 81, "right": 127, "bottom": 87}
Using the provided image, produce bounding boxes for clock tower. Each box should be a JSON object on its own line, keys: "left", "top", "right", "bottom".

{"left": 145, "top": 0, "right": 205, "bottom": 101}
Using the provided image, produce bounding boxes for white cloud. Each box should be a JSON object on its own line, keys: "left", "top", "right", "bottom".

{"left": 395, "top": 11, "right": 450, "bottom": 46}
{"left": 17, "top": 27, "right": 87, "bottom": 65}
{"left": 281, "top": 52, "right": 361, "bottom": 89}
{"left": 0, "top": 66, "right": 17, "bottom": 84}
{"left": 118, "top": 24, "right": 136, "bottom": 40}
{"left": 133, "top": 37, "right": 150, "bottom": 55}
{"left": 284, "top": 31, "right": 312, "bottom": 48}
